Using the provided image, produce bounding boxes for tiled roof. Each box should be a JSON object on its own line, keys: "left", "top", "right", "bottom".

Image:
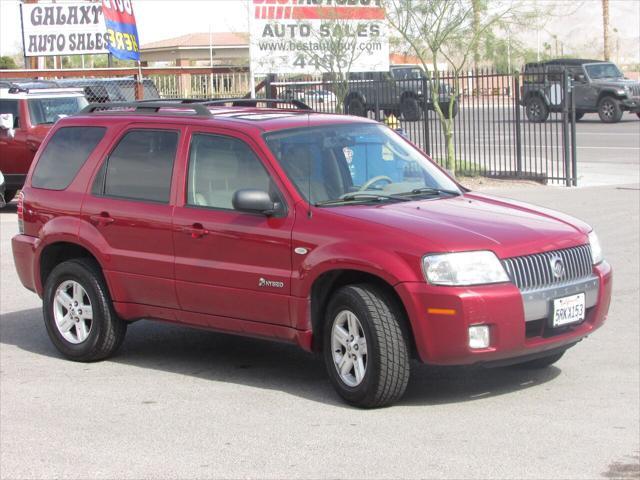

{"left": 142, "top": 32, "right": 249, "bottom": 50}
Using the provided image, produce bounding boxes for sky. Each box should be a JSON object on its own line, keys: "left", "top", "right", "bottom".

{"left": 1, "top": 0, "right": 639, "bottom": 62}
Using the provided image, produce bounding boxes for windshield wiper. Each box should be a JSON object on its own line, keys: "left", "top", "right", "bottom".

{"left": 393, "top": 187, "right": 461, "bottom": 198}
{"left": 315, "top": 193, "right": 411, "bottom": 206}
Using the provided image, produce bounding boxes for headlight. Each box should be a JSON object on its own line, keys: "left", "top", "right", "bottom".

{"left": 588, "top": 230, "right": 603, "bottom": 265}
{"left": 422, "top": 251, "right": 510, "bottom": 286}
{"left": 616, "top": 88, "right": 627, "bottom": 96}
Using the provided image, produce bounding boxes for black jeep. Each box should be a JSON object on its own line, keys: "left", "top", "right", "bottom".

{"left": 343, "top": 65, "right": 457, "bottom": 121}
{"left": 521, "top": 58, "right": 640, "bottom": 123}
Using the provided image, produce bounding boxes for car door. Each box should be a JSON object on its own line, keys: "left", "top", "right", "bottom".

{"left": 0, "top": 99, "right": 30, "bottom": 183}
{"left": 80, "top": 124, "right": 183, "bottom": 313}
{"left": 571, "top": 66, "right": 596, "bottom": 110}
{"left": 172, "top": 127, "right": 294, "bottom": 328}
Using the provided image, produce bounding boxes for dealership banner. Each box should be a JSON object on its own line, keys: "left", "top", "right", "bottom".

{"left": 20, "top": 2, "right": 109, "bottom": 56}
{"left": 249, "top": 0, "right": 389, "bottom": 74}
{"left": 102, "top": 0, "right": 141, "bottom": 61}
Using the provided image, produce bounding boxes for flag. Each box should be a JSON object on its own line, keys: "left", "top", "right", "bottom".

{"left": 102, "top": 0, "right": 140, "bottom": 61}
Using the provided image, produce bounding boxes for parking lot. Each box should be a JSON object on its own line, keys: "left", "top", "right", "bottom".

{"left": 1, "top": 180, "right": 638, "bottom": 479}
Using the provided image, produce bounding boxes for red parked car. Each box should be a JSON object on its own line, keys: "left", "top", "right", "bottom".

{"left": 12, "top": 100, "right": 612, "bottom": 407}
{"left": 0, "top": 85, "right": 87, "bottom": 204}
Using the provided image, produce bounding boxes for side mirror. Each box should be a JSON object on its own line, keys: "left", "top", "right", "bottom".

{"left": 0, "top": 113, "right": 15, "bottom": 138}
{"left": 574, "top": 73, "right": 586, "bottom": 83}
{"left": 232, "top": 189, "right": 279, "bottom": 216}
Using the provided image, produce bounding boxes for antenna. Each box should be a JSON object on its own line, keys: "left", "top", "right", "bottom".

{"left": 307, "top": 112, "right": 312, "bottom": 219}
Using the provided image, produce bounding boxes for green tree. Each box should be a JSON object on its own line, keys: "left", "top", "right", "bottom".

{"left": 0, "top": 56, "right": 18, "bottom": 69}
{"left": 385, "top": 0, "right": 544, "bottom": 176}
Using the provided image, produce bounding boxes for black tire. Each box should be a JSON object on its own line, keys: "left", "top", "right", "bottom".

{"left": 400, "top": 96, "right": 421, "bottom": 121}
{"left": 574, "top": 112, "right": 585, "bottom": 121}
{"left": 512, "top": 351, "right": 565, "bottom": 369}
{"left": 598, "top": 96, "right": 623, "bottom": 123}
{"left": 525, "top": 96, "right": 549, "bottom": 122}
{"left": 345, "top": 96, "right": 367, "bottom": 117}
{"left": 636, "top": 112, "right": 640, "bottom": 119}
{"left": 323, "top": 284, "right": 410, "bottom": 408}
{"left": 439, "top": 100, "right": 459, "bottom": 119}
{"left": 43, "top": 258, "right": 127, "bottom": 362}
{"left": 2, "top": 189, "right": 17, "bottom": 205}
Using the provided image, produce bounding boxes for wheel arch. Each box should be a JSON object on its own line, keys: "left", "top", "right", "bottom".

{"left": 39, "top": 241, "right": 105, "bottom": 294}
{"left": 597, "top": 90, "right": 624, "bottom": 104}
{"left": 309, "top": 269, "right": 417, "bottom": 357}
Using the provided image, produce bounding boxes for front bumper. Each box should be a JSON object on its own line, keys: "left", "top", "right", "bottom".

{"left": 621, "top": 98, "right": 640, "bottom": 112}
{"left": 396, "top": 261, "right": 612, "bottom": 365}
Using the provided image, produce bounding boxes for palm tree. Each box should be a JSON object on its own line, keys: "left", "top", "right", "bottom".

{"left": 602, "top": 0, "right": 610, "bottom": 60}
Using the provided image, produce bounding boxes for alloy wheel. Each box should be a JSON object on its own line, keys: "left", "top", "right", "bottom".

{"left": 53, "top": 280, "right": 93, "bottom": 344}
{"left": 331, "top": 310, "right": 368, "bottom": 387}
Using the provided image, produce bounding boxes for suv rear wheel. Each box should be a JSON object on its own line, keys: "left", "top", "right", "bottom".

{"left": 323, "top": 284, "right": 410, "bottom": 408}
{"left": 575, "top": 112, "right": 585, "bottom": 121}
{"left": 43, "top": 258, "right": 127, "bottom": 362}
{"left": 525, "top": 96, "right": 549, "bottom": 122}
{"left": 598, "top": 96, "right": 623, "bottom": 123}
{"left": 400, "top": 96, "right": 421, "bottom": 121}
{"left": 345, "top": 97, "right": 367, "bottom": 117}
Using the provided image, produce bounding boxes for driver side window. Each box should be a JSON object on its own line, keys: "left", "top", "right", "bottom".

{"left": 187, "top": 133, "right": 277, "bottom": 210}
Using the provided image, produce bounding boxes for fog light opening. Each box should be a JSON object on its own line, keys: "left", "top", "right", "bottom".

{"left": 468, "top": 325, "right": 490, "bottom": 349}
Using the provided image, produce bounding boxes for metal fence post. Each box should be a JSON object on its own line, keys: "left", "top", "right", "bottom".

{"left": 570, "top": 79, "right": 578, "bottom": 186}
{"left": 513, "top": 73, "right": 523, "bottom": 176}
{"left": 422, "top": 77, "right": 431, "bottom": 155}
{"left": 561, "top": 69, "right": 571, "bottom": 186}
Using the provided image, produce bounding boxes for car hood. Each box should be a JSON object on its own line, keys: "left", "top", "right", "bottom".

{"left": 333, "top": 192, "right": 591, "bottom": 258}
{"left": 591, "top": 78, "right": 640, "bottom": 88}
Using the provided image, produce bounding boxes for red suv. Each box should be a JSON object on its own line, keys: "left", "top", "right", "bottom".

{"left": 0, "top": 85, "right": 87, "bottom": 204}
{"left": 12, "top": 100, "right": 612, "bottom": 407}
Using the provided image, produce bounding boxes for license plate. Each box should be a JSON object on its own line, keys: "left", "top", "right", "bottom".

{"left": 552, "top": 293, "right": 586, "bottom": 327}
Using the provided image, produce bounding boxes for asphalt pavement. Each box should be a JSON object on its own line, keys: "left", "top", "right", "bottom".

{"left": 1, "top": 182, "right": 638, "bottom": 479}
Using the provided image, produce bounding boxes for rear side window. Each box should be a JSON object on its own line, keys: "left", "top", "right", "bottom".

{"left": 31, "top": 126, "right": 106, "bottom": 190}
{"left": 96, "top": 129, "right": 178, "bottom": 203}
{"left": 0, "top": 99, "right": 20, "bottom": 127}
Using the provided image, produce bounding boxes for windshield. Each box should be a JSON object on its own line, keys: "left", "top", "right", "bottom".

{"left": 585, "top": 63, "right": 623, "bottom": 80}
{"left": 392, "top": 67, "right": 425, "bottom": 80}
{"left": 264, "top": 123, "right": 460, "bottom": 205}
{"left": 27, "top": 97, "right": 88, "bottom": 125}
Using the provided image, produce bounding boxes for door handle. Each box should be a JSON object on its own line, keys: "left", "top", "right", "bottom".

{"left": 183, "top": 223, "right": 209, "bottom": 238}
{"left": 89, "top": 212, "right": 114, "bottom": 226}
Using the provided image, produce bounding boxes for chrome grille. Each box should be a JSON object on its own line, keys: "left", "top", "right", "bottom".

{"left": 503, "top": 245, "right": 593, "bottom": 291}
{"left": 631, "top": 84, "right": 640, "bottom": 98}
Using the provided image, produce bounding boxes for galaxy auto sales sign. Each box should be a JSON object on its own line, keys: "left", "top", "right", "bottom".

{"left": 20, "top": 1, "right": 140, "bottom": 60}
{"left": 20, "top": 2, "right": 109, "bottom": 56}
{"left": 250, "top": 0, "right": 389, "bottom": 74}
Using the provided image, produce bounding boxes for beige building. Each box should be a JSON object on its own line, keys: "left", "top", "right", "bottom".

{"left": 141, "top": 32, "right": 249, "bottom": 67}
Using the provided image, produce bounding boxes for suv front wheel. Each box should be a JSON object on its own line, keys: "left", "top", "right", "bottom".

{"left": 323, "top": 284, "right": 410, "bottom": 408}
{"left": 525, "top": 96, "right": 549, "bottom": 122}
{"left": 43, "top": 258, "right": 127, "bottom": 362}
{"left": 598, "top": 96, "right": 623, "bottom": 123}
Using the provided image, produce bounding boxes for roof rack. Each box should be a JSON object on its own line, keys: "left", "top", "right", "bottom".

{"left": 79, "top": 101, "right": 212, "bottom": 117}
{"left": 204, "top": 98, "right": 312, "bottom": 110}
{"left": 137, "top": 97, "right": 313, "bottom": 111}
{"left": 79, "top": 97, "right": 313, "bottom": 117}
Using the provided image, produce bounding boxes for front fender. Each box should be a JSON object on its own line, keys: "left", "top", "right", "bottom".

{"left": 292, "top": 240, "right": 421, "bottom": 298}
